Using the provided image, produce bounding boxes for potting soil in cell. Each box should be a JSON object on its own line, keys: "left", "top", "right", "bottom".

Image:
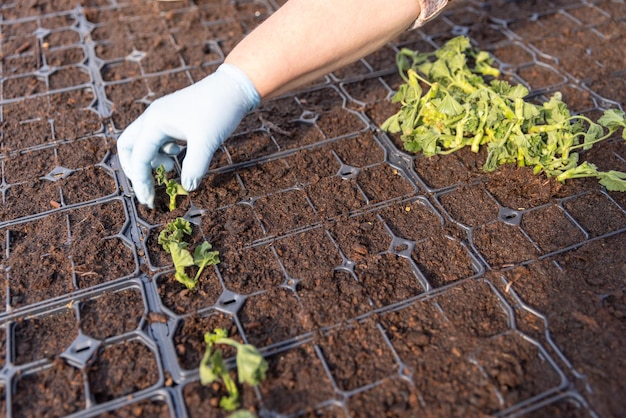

{"left": 0, "top": 0, "right": 625, "bottom": 417}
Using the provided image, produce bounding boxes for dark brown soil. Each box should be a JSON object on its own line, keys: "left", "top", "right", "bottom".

{"left": 5, "top": 214, "right": 76, "bottom": 307}
{"left": 259, "top": 343, "right": 336, "bottom": 415}
{"left": 0, "top": 0, "right": 625, "bottom": 417}
{"left": 496, "top": 231, "right": 626, "bottom": 418}
{"left": 218, "top": 243, "right": 284, "bottom": 294}
{"left": 253, "top": 189, "right": 318, "bottom": 235}
{"left": 183, "top": 378, "right": 259, "bottom": 418}
{"left": 14, "top": 308, "right": 78, "bottom": 365}
{"left": 157, "top": 269, "right": 223, "bottom": 315}
{"left": 79, "top": 287, "right": 145, "bottom": 340}
{"left": 94, "top": 398, "right": 171, "bottom": 418}
{"left": 318, "top": 318, "right": 398, "bottom": 392}
{"left": 274, "top": 227, "right": 342, "bottom": 281}
{"left": 87, "top": 339, "right": 160, "bottom": 403}
{"left": 12, "top": 359, "right": 85, "bottom": 418}
{"left": 298, "top": 269, "right": 371, "bottom": 328}
{"left": 239, "top": 287, "right": 310, "bottom": 347}
{"left": 327, "top": 211, "right": 392, "bottom": 260}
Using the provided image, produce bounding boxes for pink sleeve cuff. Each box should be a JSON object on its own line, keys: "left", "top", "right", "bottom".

{"left": 411, "top": 0, "right": 449, "bottom": 29}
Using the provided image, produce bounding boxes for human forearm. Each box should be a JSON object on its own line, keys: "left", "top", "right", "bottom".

{"left": 225, "top": 0, "right": 421, "bottom": 99}
{"left": 117, "top": 0, "right": 424, "bottom": 207}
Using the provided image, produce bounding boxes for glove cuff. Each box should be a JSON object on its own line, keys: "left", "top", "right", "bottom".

{"left": 215, "top": 63, "right": 261, "bottom": 112}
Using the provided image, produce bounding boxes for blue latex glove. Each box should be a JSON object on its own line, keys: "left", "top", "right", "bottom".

{"left": 117, "top": 63, "right": 260, "bottom": 208}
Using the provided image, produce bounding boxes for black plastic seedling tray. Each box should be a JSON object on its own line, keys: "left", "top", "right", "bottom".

{"left": 0, "top": 0, "right": 625, "bottom": 417}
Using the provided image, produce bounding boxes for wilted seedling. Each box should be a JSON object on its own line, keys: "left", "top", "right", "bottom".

{"left": 200, "top": 328, "right": 268, "bottom": 413}
{"left": 382, "top": 36, "right": 626, "bottom": 191}
{"left": 158, "top": 217, "right": 219, "bottom": 289}
{"left": 155, "top": 164, "right": 189, "bottom": 211}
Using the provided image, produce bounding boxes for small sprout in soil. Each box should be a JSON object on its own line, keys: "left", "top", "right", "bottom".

{"left": 200, "top": 328, "right": 268, "bottom": 413}
{"left": 155, "top": 164, "right": 189, "bottom": 211}
{"left": 158, "top": 217, "right": 220, "bottom": 289}
{"left": 382, "top": 35, "right": 626, "bottom": 191}
{"left": 194, "top": 241, "right": 220, "bottom": 282}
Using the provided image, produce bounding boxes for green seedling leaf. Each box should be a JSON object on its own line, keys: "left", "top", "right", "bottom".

{"left": 166, "top": 181, "right": 189, "bottom": 211}
{"left": 155, "top": 164, "right": 168, "bottom": 186}
{"left": 436, "top": 35, "right": 470, "bottom": 59}
{"left": 200, "top": 347, "right": 225, "bottom": 386}
{"left": 583, "top": 122, "right": 604, "bottom": 150}
{"left": 473, "top": 50, "right": 500, "bottom": 78}
{"left": 207, "top": 330, "right": 269, "bottom": 388}
{"left": 437, "top": 94, "right": 463, "bottom": 116}
{"left": 205, "top": 328, "right": 229, "bottom": 346}
{"left": 193, "top": 241, "right": 220, "bottom": 281}
{"left": 381, "top": 35, "right": 626, "bottom": 192}
{"left": 556, "top": 161, "right": 598, "bottom": 182}
{"left": 598, "top": 170, "right": 626, "bottom": 192}
{"left": 542, "top": 92, "right": 569, "bottom": 126}
{"left": 406, "top": 69, "right": 423, "bottom": 101}
{"left": 200, "top": 346, "right": 241, "bottom": 412}
{"left": 158, "top": 217, "right": 192, "bottom": 252}
{"left": 159, "top": 218, "right": 219, "bottom": 290}
{"left": 201, "top": 328, "right": 267, "bottom": 413}
{"left": 430, "top": 58, "right": 452, "bottom": 81}
{"left": 169, "top": 241, "right": 196, "bottom": 289}
{"left": 170, "top": 242, "right": 193, "bottom": 267}
{"left": 220, "top": 392, "right": 241, "bottom": 413}
{"left": 489, "top": 79, "right": 511, "bottom": 96}
{"left": 598, "top": 108, "right": 626, "bottom": 130}
{"left": 381, "top": 113, "right": 401, "bottom": 133}
{"left": 598, "top": 109, "right": 626, "bottom": 139}
{"left": 175, "top": 270, "right": 196, "bottom": 289}
{"left": 235, "top": 344, "right": 268, "bottom": 386}
{"left": 172, "top": 217, "right": 192, "bottom": 234}
{"left": 155, "top": 164, "right": 189, "bottom": 211}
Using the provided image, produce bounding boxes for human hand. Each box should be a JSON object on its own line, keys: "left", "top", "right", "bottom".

{"left": 117, "top": 63, "right": 260, "bottom": 208}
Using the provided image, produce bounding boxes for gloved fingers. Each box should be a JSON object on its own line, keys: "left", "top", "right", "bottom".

{"left": 116, "top": 115, "right": 177, "bottom": 176}
{"left": 116, "top": 116, "right": 158, "bottom": 208}
{"left": 180, "top": 137, "right": 217, "bottom": 191}
{"left": 153, "top": 142, "right": 181, "bottom": 172}
{"left": 127, "top": 115, "right": 173, "bottom": 176}
{"left": 150, "top": 154, "right": 176, "bottom": 171}
{"left": 129, "top": 158, "right": 157, "bottom": 209}
{"left": 126, "top": 122, "right": 173, "bottom": 208}
{"left": 133, "top": 179, "right": 156, "bottom": 209}
{"left": 160, "top": 142, "right": 181, "bottom": 156}
{"left": 116, "top": 116, "right": 144, "bottom": 177}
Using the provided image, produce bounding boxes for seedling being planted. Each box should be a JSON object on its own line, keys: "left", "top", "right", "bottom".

{"left": 200, "top": 328, "right": 268, "bottom": 413}
{"left": 158, "top": 217, "right": 220, "bottom": 289}
{"left": 382, "top": 36, "right": 626, "bottom": 191}
{"left": 194, "top": 241, "right": 220, "bottom": 282}
{"left": 155, "top": 164, "right": 189, "bottom": 211}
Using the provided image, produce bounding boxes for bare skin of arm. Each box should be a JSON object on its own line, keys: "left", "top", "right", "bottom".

{"left": 225, "top": 0, "right": 421, "bottom": 99}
